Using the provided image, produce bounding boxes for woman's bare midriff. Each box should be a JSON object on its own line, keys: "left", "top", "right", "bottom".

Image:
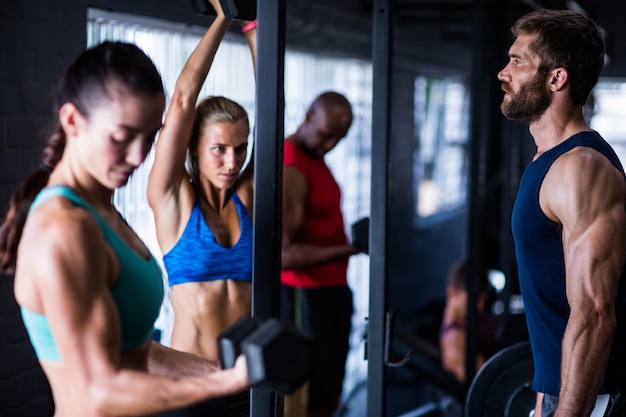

{"left": 169, "top": 279, "right": 252, "bottom": 361}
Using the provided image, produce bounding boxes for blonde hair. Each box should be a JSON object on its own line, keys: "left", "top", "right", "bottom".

{"left": 188, "top": 96, "right": 249, "bottom": 186}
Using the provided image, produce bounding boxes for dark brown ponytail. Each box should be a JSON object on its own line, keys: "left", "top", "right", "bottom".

{"left": 0, "top": 41, "right": 164, "bottom": 273}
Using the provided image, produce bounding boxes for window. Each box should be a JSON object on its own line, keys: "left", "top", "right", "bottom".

{"left": 87, "top": 9, "right": 372, "bottom": 396}
{"left": 589, "top": 79, "right": 626, "bottom": 162}
{"left": 413, "top": 76, "right": 470, "bottom": 221}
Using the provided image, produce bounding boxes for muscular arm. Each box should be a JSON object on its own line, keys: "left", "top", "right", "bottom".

{"left": 147, "top": 1, "right": 232, "bottom": 252}
{"left": 234, "top": 20, "right": 257, "bottom": 198}
{"left": 540, "top": 147, "right": 626, "bottom": 417}
{"left": 148, "top": 341, "right": 221, "bottom": 377}
{"left": 281, "top": 165, "right": 358, "bottom": 270}
{"left": 16, "top": 207, "right": 248, "bottom": 416}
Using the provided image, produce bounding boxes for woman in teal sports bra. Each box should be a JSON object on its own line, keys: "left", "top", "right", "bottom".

{"left": 0, "top": 4, "right": 248, "bottom": 415}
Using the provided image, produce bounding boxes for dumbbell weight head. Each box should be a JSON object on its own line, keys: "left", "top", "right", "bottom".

{"left": 351, "top": 217, "right": 369, "bottom": 254}
{"left": 241, "top": 318, "right": 313, "bottom": 394}
{"left": 190, "top": 0, "right": 257, "bottom": 21}
{"left": 218, "top": 316, "right": 261, "bottom": 369}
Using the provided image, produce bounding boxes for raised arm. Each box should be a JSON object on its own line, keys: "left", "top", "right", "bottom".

{"left": 147, "top": 1, "right": 232, "bottom": 249}
{"left": 281, "top": 165, "right": 358, "bottom": 270}
{"left": 241, "top": 19, "right": 257, "bottom": 75}
{"left": 541, "top": 147, "right": 626, "bottom": 416}
{"left": 16, "top": 208, "right": 248, "bottom": 416}
{"left": 234, "top": 19, "right": 257, "bottom": 195}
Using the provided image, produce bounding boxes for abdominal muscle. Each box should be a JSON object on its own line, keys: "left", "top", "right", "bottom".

{"left": 169, "top": 279, "right": 252, "bottom": 362}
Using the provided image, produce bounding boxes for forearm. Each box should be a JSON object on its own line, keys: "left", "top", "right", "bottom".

{"left": 555, "top": 311, "right": 616, "bottom": 416}
{"left": 439, "top": 329, "right": 466, "bottom": 382}
{"left": 535, "top": 393, "right": 544, "bottom": 417}
{"left": 148, "top": 341, "right": 220, "bottom": 377}
{"left": 90, "top": 361, "right": 246, "bottom": 416}
{"left": 281, "top": 242, "right": 358, "bottom": 270}
{"left": 175, "top": 14, "right": 232, "bottom": 103}
{"left": 242, "top": 21, "right": 257, "bottom": 75}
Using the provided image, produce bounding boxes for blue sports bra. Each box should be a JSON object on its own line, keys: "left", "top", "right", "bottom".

{"left": 20, "top": 186, "right": 164, "bottom": 362}
{"left": 163, "top": 191, "right": 253, "bottom": 286}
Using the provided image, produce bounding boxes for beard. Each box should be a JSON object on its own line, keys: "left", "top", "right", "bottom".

{"left": 500, "top": 72, "right": 551, "bottom": 123}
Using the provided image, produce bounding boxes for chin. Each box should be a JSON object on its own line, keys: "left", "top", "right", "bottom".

{"left": 111, "top": 175, "right": 132, "bottom": 189}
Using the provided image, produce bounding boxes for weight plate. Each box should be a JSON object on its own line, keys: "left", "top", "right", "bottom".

{"left": 465, "top": 341, "right": 535, "bottom": 417}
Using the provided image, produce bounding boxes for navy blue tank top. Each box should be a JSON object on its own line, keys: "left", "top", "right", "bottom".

{"left": 163, "top": 191, "right": 253, "bottom": 286}
{"left": 512, "top": 131, "right": 626, "bottom": 395}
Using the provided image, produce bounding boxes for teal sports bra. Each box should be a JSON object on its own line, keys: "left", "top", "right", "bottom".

{"left": 20, "top": 186, "right": 164, "bottom": 362}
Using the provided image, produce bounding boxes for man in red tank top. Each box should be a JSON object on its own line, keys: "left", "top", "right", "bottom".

{"left": 281, "top": 91, "right": 361, "bottom": 417}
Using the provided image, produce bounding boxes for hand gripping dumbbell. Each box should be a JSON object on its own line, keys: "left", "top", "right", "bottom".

{"left": 190, "top": 0, "right": 257, "bottom": 21}
{"left": 218, "top": 317, "right": 313, "bottom": 394}
{"left": 351, "top": 217, "right": 369, "bottom": 254}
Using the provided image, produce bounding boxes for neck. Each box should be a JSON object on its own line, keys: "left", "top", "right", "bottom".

{"left": 198, "top": 180, "right": 232, "bottom": 212}
{"left": 48, "top": 156, "right": 114, "bottom": 210}
{"left": 528, "top": 104, "right": 591, "bottom": 159}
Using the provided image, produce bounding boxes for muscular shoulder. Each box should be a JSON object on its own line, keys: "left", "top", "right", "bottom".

{"left": 541, "top": 146, "right": 626, "bottom": 223}
{"left": 22, "top": 197, "right": 103, "bottom": 248}
{"left": 16, "top": 198, "right": 114, "bottom": 309}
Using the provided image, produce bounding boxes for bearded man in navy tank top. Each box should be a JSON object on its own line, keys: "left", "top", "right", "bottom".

{"left": 498, "top": 9, "right": 626, "bottom": 417}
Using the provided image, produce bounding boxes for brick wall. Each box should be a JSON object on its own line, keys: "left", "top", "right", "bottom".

{"left": 0, "top": 273, "right": 54, "bottom": 417}
{"left": 0, "top": 0, "right": 86, "bottom": 413}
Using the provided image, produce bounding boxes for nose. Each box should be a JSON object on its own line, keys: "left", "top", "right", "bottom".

{"left": 497, "top": 64, "right": 510, "bottom": 82}
{"left": 127, "top": 138, "right": 151, "bottom": 167}
{"left": 224, "top": 149, "right": 237, "bottom": 171}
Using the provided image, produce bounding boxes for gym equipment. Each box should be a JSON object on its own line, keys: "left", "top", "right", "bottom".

{"left": 190, "top": 0, "right": 256, "bottom": 21}
{"left": 351, "top": 217, "right": 369, "bottom": 254}
{"left": 218, "top": 317, "right": 312, "bottom": 394}
{"left": 219, "top": 316, "right": 262, "bottom": 369}
{"left": 465, "top": 341, "right": 535, "bottom": 417}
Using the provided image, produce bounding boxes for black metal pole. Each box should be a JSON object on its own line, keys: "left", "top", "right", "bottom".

{"left": 465, "top": 0, "right": 489, "bottom": 390}
{"left": 251, "top": 0, "right": 286, "bottom": 416}
{"left": 367, "top": 0, "right": 393, "bottom": 416}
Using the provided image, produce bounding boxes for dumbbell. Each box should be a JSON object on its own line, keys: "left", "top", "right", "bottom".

{"left": 351, "top": 217, "right": 369, "bottom": 254}
{"left": 218, "top": 317, "right": 312, "bottom": 394}
{"left": 191, "top": 0, "right": 257, "bottom": 21}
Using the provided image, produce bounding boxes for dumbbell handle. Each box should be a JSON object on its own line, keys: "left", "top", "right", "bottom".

{"left": 191, "top": 0, "right": 257, "bottom": 21}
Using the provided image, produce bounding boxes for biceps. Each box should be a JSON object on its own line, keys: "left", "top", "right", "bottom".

{"left": 45, "top": 262, "right": 122, "bottom": 378}
{"left": 282, "top": 194, "right": 305, "bottom": 245}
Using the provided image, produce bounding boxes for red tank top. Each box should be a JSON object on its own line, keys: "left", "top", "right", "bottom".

{"left": 281, "top": 140, "right": 348, "bottom": 288}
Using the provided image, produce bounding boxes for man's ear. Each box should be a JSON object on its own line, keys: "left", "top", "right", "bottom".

{"left": 548, "top": 67, "right": 569, "bottom": 92}
{"left": 59, "top": 102, "right": 85, "bottom": 138}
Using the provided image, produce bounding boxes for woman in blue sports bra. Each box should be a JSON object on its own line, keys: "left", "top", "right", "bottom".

{"left": 146, "top": 3, "right": 258, "bottom": 416}
{"left": 0, "top": 3, "right": 249, "bottom": 415}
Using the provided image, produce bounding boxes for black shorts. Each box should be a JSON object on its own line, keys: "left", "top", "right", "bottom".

{"left": 161, "top": 390, "right": 249, "bottom": 417}
{"left": 281, "top": 284, "right": 354, "bottom": 410}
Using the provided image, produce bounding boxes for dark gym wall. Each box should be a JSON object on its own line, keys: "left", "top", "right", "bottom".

{"left": 1, "top": 1, "right": 87, "bottom": 414}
